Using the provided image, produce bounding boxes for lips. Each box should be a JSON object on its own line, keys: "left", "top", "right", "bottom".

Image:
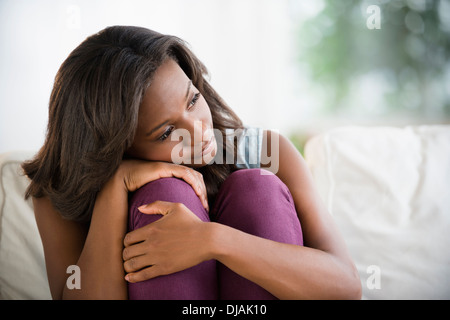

{"left": 186, "top": 130, "right": 216, "bottom": 164}
{"left": 202, "top": 137, "right": 213, "bottom": 153}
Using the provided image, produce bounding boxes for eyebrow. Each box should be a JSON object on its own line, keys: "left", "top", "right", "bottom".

{"left": 145, "top": 80, "right": 192, "bottom": 137}
{"left": 145, "top": 120, "right": 169, "bottom": 137}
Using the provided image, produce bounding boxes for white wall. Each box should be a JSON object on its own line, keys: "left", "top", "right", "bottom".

{"left": 0, "top": 0, "right": 308, "bottom": 154}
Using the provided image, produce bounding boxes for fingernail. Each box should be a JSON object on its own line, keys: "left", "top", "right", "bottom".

{"left": 138, "top": 205, "right": 146, "bottom": 211}
{"left": 125, "top": 274, "right": 130, "bottom": 282}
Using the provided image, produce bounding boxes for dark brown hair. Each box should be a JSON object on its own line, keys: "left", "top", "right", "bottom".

{"left": 22, "top": 26, "right": 243, "bottom": 222}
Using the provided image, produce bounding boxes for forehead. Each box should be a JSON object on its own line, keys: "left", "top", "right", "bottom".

{"left": 139, "top": 59, "right": 190, "bottom": 120}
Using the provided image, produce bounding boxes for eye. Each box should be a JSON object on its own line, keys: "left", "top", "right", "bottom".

{"left": 158, "top": 125, "right": 174, "bottom": 141}
{"left": 188, "top": 92, "right": 201, "bottom": 110}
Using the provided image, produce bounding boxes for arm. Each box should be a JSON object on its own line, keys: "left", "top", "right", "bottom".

{"left": 64, "top": 172, "right": 129, "bottom": 299}
{"left": 33, "top": 173, "right": 129, "bottom": 300}
{"left": 209, "top": 130, "right": 361, "bottom": 299}
{"left": 33, "top": 160, "right": 208, "bottom": 299}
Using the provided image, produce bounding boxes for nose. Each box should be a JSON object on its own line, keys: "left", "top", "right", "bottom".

{"left": 184, "top": 120, "right": 211, "bottom": 146}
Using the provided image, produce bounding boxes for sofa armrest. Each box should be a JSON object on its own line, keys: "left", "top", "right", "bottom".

{"left": 0, "top": 151, "right": 51, "bottom": 299}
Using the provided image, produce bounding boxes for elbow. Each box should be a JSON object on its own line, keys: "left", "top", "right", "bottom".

{"left": 342, "top": 265, "right": 362, "bottom": 300}
{"left": 346, "top": 277, "right": 362, "bottom": 300}
{"left": 325, "top": 259, "right": 362, "bottom": 300}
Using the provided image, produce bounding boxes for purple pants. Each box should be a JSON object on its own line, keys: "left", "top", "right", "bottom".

{"left": 127, "top": 169, "right": 303, "bottom": 300}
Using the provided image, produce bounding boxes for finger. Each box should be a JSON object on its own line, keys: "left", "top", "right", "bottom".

{"left": 137, "top": 200, "right": 175, "bottom": 215}
{"left": 194, "top": 171, "right": 209, "bottom": 211}
{"left": 163, "top": 165, "right": 201, "bottom": 195}
{"left": 124, "top": 201, "right": 176, "bottom": 247}
{"left": 186, "top": 169, "right": 208, "bottom": 211}
{"left": 123, "top": 254, "right": 152, "bottom": 274}
{"left": 125, "top": 266, "right": 162, "bottom": 283}
{"left": 123, "top": 223, "right": 156, "bottom": 247}
{"left": 154, "top": 163, "right": 209, "bottom": 211}
{"left": 122, "top": 241, "right": 148, "bottom": 261}
{"left": 169, "top": 166, "right": 207, "bottom": 206}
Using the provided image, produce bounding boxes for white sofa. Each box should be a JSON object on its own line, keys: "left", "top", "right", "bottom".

{"left": 304, "top": 125, "right": 450, "bottom": 299}
{"left": 1, "top": 125, "right": 449, "bottom": 299}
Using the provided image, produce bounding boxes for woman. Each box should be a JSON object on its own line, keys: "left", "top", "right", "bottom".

{"left": 22, "top": 26, "right": 361, "bottom": 300}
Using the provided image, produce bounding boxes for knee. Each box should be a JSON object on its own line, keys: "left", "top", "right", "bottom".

{"left": 214, "top": 169, "right": 303, "bottom": 245}
{"left": 224, "top": 169, "right": 291, "bottom": 202}
{"left": 226, "top": 168, "right": 267, "bottom": 186}
{"left": 214, "top": 168, "right": 295, "bottom": 219}
{"left": 130, "top": 177, "right": 197, "bottom": 208}
{"left": 129, "top": 177, "right": 208, "bottom": 230}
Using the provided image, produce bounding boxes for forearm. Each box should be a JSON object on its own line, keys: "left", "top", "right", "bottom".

{"left": 208, "top": 222, "right": 361, "bottom": 300}
{"left": 63, "top": 174, "right": 128, "bottom": 299}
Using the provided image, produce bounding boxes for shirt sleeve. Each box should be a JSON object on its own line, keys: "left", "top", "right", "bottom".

{"left": 234, "top": 127, "right": 264, "bottom": 169}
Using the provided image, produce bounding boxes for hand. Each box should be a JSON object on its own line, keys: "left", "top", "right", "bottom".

{"left": 122, "top": 201, "right": 212, "bottom": 283}
{"left": 117, "top": 159, "right": 209, "bottom": 211}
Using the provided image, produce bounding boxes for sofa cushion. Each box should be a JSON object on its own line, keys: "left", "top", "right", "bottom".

{"left": 0, "top": 151, "right": 51, "bottom": 299}
{"left": 304, "top": 125, "right": 450, "bottom": 299}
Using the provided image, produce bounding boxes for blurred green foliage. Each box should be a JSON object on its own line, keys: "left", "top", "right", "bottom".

{"left": 288, "top": 133, "right": 308, "bottom": 156}
{"left": 295, "top": 0, "right": 450, "bottom": 119}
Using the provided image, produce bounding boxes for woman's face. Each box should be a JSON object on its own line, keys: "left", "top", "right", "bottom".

{"left": 127, "top": 58, "right": 217, "bottom": 167}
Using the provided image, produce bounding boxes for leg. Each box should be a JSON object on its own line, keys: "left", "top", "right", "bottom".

{"left": 212, "top": 169, "right": 303, "bottom": 300}
{"left": 127, "top": 177, "right": 218, "bottom": 300}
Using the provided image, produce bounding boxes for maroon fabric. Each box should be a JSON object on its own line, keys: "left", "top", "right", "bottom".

{"left": 127, "top": 169, "right": 303, "bottom": 300}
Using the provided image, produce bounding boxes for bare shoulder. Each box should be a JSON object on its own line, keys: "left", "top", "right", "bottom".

{"left": 261, "top": 129, "right": 305, "bottom": 177}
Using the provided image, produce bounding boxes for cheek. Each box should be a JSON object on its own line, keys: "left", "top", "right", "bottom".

{"left": 198, "top": 100, "right": 213, "bottom": 124}
{"left": 129, "top": 142, "right": 176, "bottom": 162}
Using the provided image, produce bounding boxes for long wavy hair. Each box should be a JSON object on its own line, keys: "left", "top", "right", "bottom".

{"left": 22, "top": 26, "right": 243, "bottom": 223}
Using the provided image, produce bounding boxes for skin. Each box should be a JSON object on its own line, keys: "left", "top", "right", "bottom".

{"left": 126, "top": 60, "right": 218, "bottom": 171}
{"left": 33, "top": 59, "right": 362, "bottom": 300}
